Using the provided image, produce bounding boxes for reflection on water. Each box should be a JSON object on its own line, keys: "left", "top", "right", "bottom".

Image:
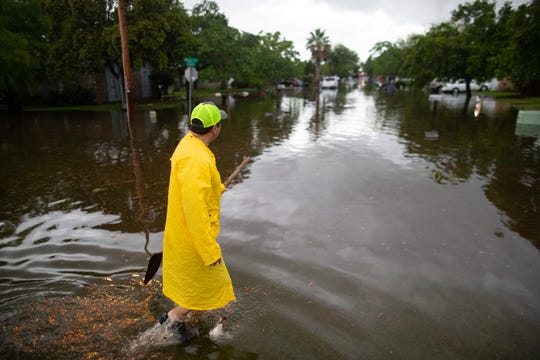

{"left": 1, "top": 88, "right": 539, "bottom": 358}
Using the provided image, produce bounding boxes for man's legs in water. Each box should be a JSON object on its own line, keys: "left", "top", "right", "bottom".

{"left": 168, "top": 305, "right": 191, "bottom": 322}
{"left": 159, "top": 305, "right": 192, "bottom": 341}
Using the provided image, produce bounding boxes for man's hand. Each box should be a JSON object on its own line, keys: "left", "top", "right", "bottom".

{"left": 210, "top": 258, "right": 222, "bottom": 266}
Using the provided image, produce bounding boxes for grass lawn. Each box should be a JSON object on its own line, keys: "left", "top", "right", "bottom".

{"left": 504, "top": 97, "right": 540, "bottom": 110}
{"left": 20, "top": 88, "right": 253, "bottom": 112}
{"left": 15, "top": 90, "right": 540, "bottom": 112}
{"left": 482, "top": 91, "right": 540, "bottom": 110}
{"left": 24, "top": 98, "right": 187, "bottom": 112}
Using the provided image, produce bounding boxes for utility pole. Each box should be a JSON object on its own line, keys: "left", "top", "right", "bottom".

{"left": 118, "top": 0, "right": 134, "bottom": 119}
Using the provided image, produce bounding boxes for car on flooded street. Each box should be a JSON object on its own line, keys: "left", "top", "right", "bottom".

{"left": 429, "top": 78, "right": 445, "bottom": 93}
{"left": 321, "top": 76, "right": 339, "bottom": 89}
{"left": 441, "top": 79, "right": 488, "bottom": 94}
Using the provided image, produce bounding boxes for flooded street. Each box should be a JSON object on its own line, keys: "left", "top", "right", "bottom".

{"left": 1, "top": 86, "right": 539, "bottom": 359}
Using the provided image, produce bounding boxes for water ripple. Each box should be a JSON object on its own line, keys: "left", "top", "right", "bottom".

{"left": 0, "top": 206, "right": 156, "bottom": 307}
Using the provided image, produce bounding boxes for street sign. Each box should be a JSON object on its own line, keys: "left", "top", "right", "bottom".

{"left": 184, "top": 67, "right": 198, "bottom": 83}
{"left": 183, "top": 57, "right": 198, "bottom": 67}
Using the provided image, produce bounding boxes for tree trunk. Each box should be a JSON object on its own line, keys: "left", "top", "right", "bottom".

{"left": 315, "top": 57, "right": 321, "bottom": 88}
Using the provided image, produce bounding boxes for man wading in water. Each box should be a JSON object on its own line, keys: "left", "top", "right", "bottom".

{"left": 159, "top": 102, "right": 235, "bottom": 341}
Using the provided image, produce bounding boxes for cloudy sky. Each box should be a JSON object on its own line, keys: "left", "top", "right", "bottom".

{"left": 181, "top": 0, "right": 528, "bottom": 62}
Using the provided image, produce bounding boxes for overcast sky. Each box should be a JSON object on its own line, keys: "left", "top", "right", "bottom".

{"left": 181, "top": 0, "right": 528, "bottom": 62}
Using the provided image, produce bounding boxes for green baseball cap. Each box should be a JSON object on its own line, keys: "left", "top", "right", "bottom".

{"left": 190, "top": 102, "right": 228, "bottom": 128}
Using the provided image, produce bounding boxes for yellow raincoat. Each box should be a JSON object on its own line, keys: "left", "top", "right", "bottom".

{"left": 162, "top": 132, "right": 235, "bottom": 310}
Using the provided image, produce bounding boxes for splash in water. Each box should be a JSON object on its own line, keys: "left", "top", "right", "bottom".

{"left": 125, "top": 303, "right": 235, "bottom": 356}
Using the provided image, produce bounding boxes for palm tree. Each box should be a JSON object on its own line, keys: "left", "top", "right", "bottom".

{"left": 306, "top": 29, "right": 331, "bottom": 87}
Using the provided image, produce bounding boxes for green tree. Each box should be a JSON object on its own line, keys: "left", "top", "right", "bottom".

{"left": 189, "top": 1, "right": 302, "bottom": 89}
{"left": 123, "top": 0, "right": 193, "bottom": 96}
{"left": 233, "top": 31, "right": 300, "bottom": 88}
{"left": 367, "top": 0, "right": 540, "bottom": 95}
{"left": 0, "top": 0, "right": 49, "bottom": 112}
{"left": 158, "top": 1, "right": 194, "bottom": 73}
{"left": 257, "top": 31, "right": 300, "bottom": 82}
{"left": 126, "top": 0, "right": 192, "bottom": 71}
{"left": 259, "top": 31, "right": 299, "bottom": 61}
{"left": 306, "top": 28, "right": 331, "bottom": 87}
{"left": 395, "top": 1, "right": 502, "bottom": 96}
{"left": 399, "top": 22, "right": 460, "bottom": 87}
{"left": 364, "top": 41, "right": 404, "bottom": 83}
{"left": 43, "top": 0, "right": 191, "bottom": 98}
{"left": 501, "top": 0, "right": 540, "bottom": 94}
{"left": 403, "top": 1, "right": 497, "bottom": 97}
{"left": 327, "top": 44, "right": 359, "bottom": 79}
{"left": 43, "top": 0, "right": 114, "bottom": 81}
{"left": 449, "top": 0, "right": 497, "bottom": 97}
{"left": 190, "top": 0, "right": 239, "bottom": 87}
{"left": 489, "top": 1, "right": 515, "bottom": 79}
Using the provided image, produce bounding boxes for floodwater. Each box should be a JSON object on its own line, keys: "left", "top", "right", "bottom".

{"left": 1, "top": 86, "right": 539, "bottom": 359}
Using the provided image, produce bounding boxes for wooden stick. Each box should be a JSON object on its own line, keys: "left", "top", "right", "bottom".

{"left": 224, "top": 156, "right": 251, "bottom": 187}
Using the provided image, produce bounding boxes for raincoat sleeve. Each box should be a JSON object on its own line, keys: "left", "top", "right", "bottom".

{"left": 178, "top": 159, "right": 222, "bottom": 266}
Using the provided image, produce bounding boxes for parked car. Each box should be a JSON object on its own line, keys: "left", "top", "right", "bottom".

{"left": 321, "top": 76, "right": 339, "bottom": 89}
{"left": 276, "top": 79, "right": 304, "bottom": 90}
{"left": 480, "top": 78, "right": 499, "bottom": 91}
{"left": 441, "top": 79, "right": 487, "bottom": 94}
{"left": 429, "top": 78, "right": 445, "bottom": 93}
